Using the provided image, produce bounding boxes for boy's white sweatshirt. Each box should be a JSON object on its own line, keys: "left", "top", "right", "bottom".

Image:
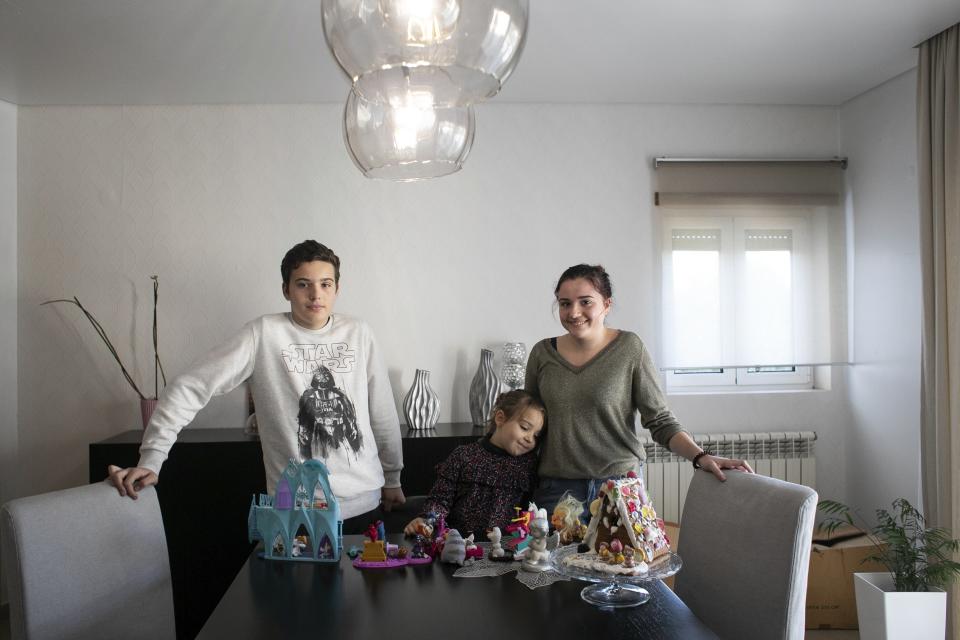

{"left": 138, "top": 313, "right": 403, "bottom": 519}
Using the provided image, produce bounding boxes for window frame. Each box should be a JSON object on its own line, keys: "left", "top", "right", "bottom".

{"left": 661, "top": 207, "right": 817, "bottom": 392}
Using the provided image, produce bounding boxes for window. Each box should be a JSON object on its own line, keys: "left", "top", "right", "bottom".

{"left": 660, "top": 202, "right": 840, "bottom": 392}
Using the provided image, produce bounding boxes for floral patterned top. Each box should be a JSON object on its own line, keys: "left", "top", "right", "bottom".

{"left": 419, "top": 436, "right": 538, "bottom": 539}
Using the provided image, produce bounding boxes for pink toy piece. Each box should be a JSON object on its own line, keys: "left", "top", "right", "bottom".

{"left": 405, "top": 556, "right": 433, "bottom": 566}
{"left": 352, "top": 557, "right": 410, "bottom": 570}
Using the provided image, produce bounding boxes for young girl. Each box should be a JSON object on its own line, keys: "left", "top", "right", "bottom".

{"left": 403, "top": 390, "right": 545, "bottom": 540}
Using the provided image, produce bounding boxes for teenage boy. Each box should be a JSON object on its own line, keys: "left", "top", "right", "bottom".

{"left": 108, "top": 240, "right": 405, "bottom": 527}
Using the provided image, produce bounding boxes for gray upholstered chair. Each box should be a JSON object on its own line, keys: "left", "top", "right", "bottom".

{"left": 673, "top": 470, "right": 817, "bottom": 640}
{"left": 1, "top": 481, "right": 175, "bottom": 640}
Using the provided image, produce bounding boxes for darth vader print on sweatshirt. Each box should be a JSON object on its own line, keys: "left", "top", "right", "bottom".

{"left": 296, "top": 364, "right": 362, "bottom": 460}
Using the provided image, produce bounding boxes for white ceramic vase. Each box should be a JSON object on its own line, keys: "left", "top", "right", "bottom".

{"left": 402, "top": 369, "right": 440, "bottom": 430}
{"left": 853, "top": 572, "right": 946, "bottom": 640}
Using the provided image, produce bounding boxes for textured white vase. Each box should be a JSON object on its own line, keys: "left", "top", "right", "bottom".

{"left": 402, "top": 369, "right": 440, "bottom": 430}
{"left": 854, "top": 572, "right": 946, "bottom": 640}
{"left": 469, "top": 348, "right": 500, "bottom": 426}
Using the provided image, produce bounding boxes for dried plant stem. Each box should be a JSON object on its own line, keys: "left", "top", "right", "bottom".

{"left": 42, "top": 297, "right": 147, "bottom": 400}
{"left": 151, "top": 275, "right": 167, "bottom": 398}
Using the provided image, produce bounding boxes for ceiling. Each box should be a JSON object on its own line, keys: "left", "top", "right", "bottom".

{"left": 1, "top": 0, "right": 958, "bottom": 107}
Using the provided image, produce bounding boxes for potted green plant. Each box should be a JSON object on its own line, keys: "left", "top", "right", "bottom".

{"left": 818, "top": 497, "right": 960, "bottom": 639}
{"left": 43, "top": 275, "right": 167, "bottom": 428}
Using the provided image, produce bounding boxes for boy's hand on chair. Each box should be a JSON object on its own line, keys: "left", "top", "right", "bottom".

{"left": 381, "top": 486, "right": 406, "bottom": 512}
{"left": 404, "top": 517, "right": 425, "bottom": 536}
{"left": 107, "top": 465, "right": 158, "bottom": 499}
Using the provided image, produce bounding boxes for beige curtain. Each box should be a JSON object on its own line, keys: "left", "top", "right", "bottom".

{"left": 918, "top": 22, "right": 960, "bottom": 640}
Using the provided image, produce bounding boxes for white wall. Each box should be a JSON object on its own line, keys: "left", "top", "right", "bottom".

{"left": 1, "top": 100, "right": 17, "bottom": 505}
{"left": 839, "top": 69, "right": 923, "bottom": 516}
{"left": 16, "top": 103, "right": 848, "bottom": 498}
{"left": 0, "top": 99, "right": 16, "bottom": 606}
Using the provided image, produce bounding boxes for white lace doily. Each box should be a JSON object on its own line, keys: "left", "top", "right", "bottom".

{"left": 452, "top": 543, "right": 570, "bottom": 590}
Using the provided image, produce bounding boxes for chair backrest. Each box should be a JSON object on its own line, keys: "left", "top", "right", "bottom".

{"left": 1, "top": 481, "right": 175, "bottom": 640}
{"left": 674, "top": 470, "right": 817, "bottom": 640}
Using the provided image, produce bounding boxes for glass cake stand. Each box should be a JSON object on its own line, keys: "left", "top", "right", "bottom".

{"left": 552, "top": 545, "right": 683, "bottom": 608}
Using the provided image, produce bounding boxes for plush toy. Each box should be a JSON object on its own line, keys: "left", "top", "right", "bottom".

{"left": 440, "top": 529, "right": 466, "bottom": 566}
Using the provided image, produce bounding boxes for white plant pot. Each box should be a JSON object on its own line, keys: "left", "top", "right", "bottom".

{"left": 853, "top": 572, "right": 946, "bottom": 640}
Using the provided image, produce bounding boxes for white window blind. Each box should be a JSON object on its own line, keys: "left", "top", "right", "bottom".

{"left": 655, "top": 163, "right": 847, "bottom": 371}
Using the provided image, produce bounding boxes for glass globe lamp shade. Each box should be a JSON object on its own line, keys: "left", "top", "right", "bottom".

{"left": 322, "top": 0, "right": 528, "bottom": 107}
{"left": 343, "top": 88, "right": 476, "bottom": 181}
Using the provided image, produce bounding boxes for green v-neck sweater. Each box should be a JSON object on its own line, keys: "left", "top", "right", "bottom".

{"left": 525, "top": 331, "right": 685, "bottom": 479}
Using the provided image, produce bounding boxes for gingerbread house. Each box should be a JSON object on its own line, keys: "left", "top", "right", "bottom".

{"left": 583, "top": 473, "right": 670, "bottom": 564}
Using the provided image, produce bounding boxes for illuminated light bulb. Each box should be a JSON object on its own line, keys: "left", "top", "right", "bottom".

{"left": 343, "top": 88, "right": 475, "bottom": 181}
{"left": 378, "top": 0, "right": 460, "bottom": 46}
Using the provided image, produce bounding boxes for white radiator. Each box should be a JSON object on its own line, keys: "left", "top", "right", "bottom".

{"left": 640, "top": 431, "right": 817, "bottom": 524}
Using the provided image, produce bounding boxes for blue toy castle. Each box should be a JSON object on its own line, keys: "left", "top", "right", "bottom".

{"left": 248, "top": 459, "right": 342, "bottom": 562}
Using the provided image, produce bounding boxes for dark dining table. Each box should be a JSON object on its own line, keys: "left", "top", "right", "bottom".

{"left": 198, "top": 534, "right": 718, "bottom": 640}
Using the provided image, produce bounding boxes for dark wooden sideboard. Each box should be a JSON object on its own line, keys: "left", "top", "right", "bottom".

{"left": 89, "top": 423, "right": 483, "bottom": 640}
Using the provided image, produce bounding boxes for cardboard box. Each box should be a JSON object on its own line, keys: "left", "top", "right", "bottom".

{"left": 805, "top": 525, "right": 887, "bottom": 629}
{"left": 661, "top": 521, "right": 680, "bottom": 590}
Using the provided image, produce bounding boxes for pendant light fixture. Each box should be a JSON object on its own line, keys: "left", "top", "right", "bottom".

{"left": 322, "top": 0, "right": 529, "bottom": 180}
{"left": 343, "top": 87, "right": 475, "bottom": 180}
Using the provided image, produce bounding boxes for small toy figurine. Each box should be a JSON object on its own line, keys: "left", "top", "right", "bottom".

{"left": 463, "top": 534, "right": 483, "bottom": 563}
{"left": 291, "top": 535, "right": 307, "bottom": 557}
{"left": 551, "top": 494, "right": 589, "bottom": 545}
{"left": 521, "top": 517, "right": 551, "bottom": 572}
{"left": 440, "top": 529, "right": 467, "bottom": 566}
{"left": 411, "top": 535, "right": 428, "bottom": 559}
{"left": 412, "top": 512, "right": 437, "bottom": 538}
{"left": 366, "top": 520, "right": 386, "bottom": 543}
{"left": 503, "top": 502, "right": 540, "bottom": 556}
{"left": 426, "top": 514, "right": 450, "bottom": 558}
{"left": 622, "top": 545, "right": 636, "bottom": 568}
{"left": 505, "top": 504, "right": 534, "bottom": 539}
{"left": 487, "top": 527, "right": 505, "bottom": 558}
{"left": 318, "top": 537, "right": 334, "bottom": 560}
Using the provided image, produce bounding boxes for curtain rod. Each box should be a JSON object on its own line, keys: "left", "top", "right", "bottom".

{"left": 653, "top": 157, "right": 848, "bottom": 170}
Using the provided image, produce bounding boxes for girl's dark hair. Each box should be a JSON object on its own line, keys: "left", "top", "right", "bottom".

{"left": 281, "top": 240, "right": 341, "bottom": 286}
{"left": 485, "top": 389, "right": 546, "bottom": 436}
{"left": 554, "top": 264, "right": 613, "bottom": 299}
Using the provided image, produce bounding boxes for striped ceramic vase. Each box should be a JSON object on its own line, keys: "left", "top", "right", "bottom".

{"left": 469, "top": 348, "right": 501, "bottom": 426}
{"left": 403, "top": 369, "right": 440, "bottom": 430}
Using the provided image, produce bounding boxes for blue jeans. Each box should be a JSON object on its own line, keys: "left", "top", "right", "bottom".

{"left": 534, "top": 475, "right": 622, "bottom": 522}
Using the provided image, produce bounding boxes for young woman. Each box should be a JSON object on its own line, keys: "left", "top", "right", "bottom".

{"left": 525, "top": 264, "right": 752, "bottom": 515}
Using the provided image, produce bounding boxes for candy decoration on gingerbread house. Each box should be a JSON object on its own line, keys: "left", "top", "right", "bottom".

{"left": 583, "top": 472, "right": 671, "bottom": 564}
{"left": 248, "top": 459, "right": 342, "bottom": 562}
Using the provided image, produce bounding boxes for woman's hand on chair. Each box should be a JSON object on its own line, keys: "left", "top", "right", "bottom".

{"left": 107, "top": 465, "right": 158, "bottom": 499}
{"left": 699, "top": 456, "right": 754, "bottom": 482}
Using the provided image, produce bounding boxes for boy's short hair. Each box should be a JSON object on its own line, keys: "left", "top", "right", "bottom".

{"left": 281, "top": 240, "right": 341, "bottom": 286}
